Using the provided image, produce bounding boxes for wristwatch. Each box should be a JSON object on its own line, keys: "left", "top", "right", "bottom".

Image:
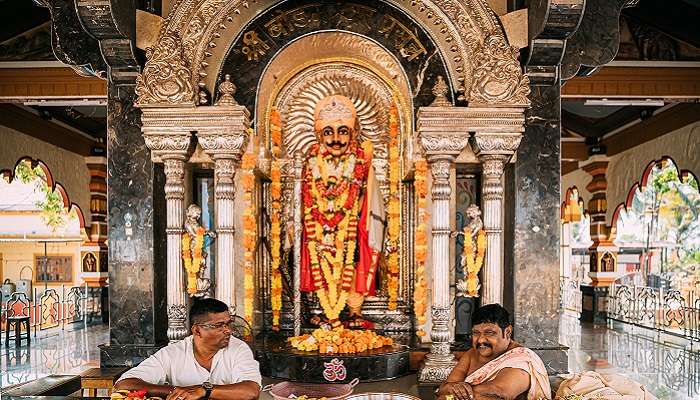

{"left": 201, "top": 381, "right": 213, "bottom": 400}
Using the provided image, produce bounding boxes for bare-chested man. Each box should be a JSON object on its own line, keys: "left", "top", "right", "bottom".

{"left": 438, "top": 304, "right": 551, "bottom": 400}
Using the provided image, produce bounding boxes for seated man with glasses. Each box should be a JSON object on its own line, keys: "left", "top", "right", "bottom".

{"left": 115, "top": 298, "right": 260, "bottom": 400}
{"left": 437, "top": 304, "right": 551, "bottom": 400}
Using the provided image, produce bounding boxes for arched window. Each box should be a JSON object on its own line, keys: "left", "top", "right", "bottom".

{"left": 612, "top": 158, "right": 699, "bottom": 290}
{"left": 0, "top": 158, "right": 84, "bottom": 238}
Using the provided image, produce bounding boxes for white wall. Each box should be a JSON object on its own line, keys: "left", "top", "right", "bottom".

{"left": 0, "top": 124, "right": 92, "bottom": 226}
{"left": 561, "top": 120, "right": 700, "bottom": 224}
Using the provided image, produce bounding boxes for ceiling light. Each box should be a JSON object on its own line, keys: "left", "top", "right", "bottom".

{"left": 584, "top": 99, "right": 665, "bottom": 107}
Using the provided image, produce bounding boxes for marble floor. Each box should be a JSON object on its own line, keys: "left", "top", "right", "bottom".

{"left": 0, "top": 322, "right": 108, "bottom": 390}
{"left": 560, "top": 314, "right": 700, "bottom": 400}
{"left": 2, "top": 317, "right": 700, "bottom": 399}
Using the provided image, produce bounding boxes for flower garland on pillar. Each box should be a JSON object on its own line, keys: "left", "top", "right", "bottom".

{"left": 270, "top": 108, "right": 283, "bottom": 331}
{"left": 413, "top": 159, "right": 429, "bottom": 336}
{"left": 386, "top": 103, "right": 401, "bottom": 310}
{"left": 461, "top": 227, "right": 487, "bottom": 297}
{"left": 182, "top": 228, "right": 205, "bottom": 295}
{"left": 241, "top": 148, "right": 257, "bottom": 324}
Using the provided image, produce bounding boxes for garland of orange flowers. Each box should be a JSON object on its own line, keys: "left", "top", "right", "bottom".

{"left": 413, "top": 158, "right": 429, "bottom": 336}
{"left": 270, "top": 108, "right": 283, "bottom": 330}
{"left": 288, "top": 326, "right": 394, "bottom": 353}
{"left": 386, "top": 103, "right": 401, "bottom": 310}
{"left": 303, "top": 141, "right": 367, "bottom": 321}
{"left": 241, "top": 149, "right": 257, "bottom": 324}
{"left": 182, "top": 227, "right": 205, "bottom": 296}
{"left": 462, "top": 227, "right": 487, "bottom": 297}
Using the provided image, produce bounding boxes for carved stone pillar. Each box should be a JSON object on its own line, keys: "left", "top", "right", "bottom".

{"left": 163, "top": 156, "right": 188, "bottom": 340}
{"left": 417, "top": 105, "right": 471, "bottom": 383}
{"left": 198, "top": 119, "right": 250, "bottom": 313}
{"left": 472, "top": 133, "right": 522, "bottom": 306}
{"left": 141, "top": 131, "right": 192, "bottom": 341}
{"left": 213, "top": 157, "right": 237, "bottom": 309}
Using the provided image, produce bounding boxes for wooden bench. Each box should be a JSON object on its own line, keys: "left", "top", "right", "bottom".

{"left": 80, "top": 367, "right": 129, "bottom": 397}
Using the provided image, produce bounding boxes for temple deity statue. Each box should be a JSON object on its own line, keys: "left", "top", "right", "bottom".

{"left": 300, "top": 95, "right": 386, "bottom": 328}
{"left": 182, "top": 204, "right": 216, "bottom": 297}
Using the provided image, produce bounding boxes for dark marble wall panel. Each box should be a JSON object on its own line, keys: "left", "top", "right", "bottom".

{"left": 513, "top": 84, "right": 561, "bottom": 346}
{"left": 105, "top": 85, "right": 167, "bottom": 350}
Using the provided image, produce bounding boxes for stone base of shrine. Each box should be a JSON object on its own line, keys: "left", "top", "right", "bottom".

{"left": 254, "top": 336, "right": 411, "bottom": 382}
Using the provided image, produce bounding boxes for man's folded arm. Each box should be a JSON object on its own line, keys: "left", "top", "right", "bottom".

{"left": 471, "top": 367, "right": 530, "bottom": 400}
{"left": 209, "top": 381, "right": 260, "bottom": 400}
{"left": 114, "top": 378, "right": 174, "bottom": 397}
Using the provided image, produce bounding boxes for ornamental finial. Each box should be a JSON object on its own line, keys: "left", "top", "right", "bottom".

{"left": 215, "top": 74, "right": 238, "bottom": 106}
{"left": 430, "top": 75, "right": 452, "bottom": 107}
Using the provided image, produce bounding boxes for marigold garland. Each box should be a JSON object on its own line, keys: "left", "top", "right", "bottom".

{"left": 241, "top": 151, "right": 257, "bottom": 324}
{"left": 288, "top": 326, "right": 393, "bottom": 353}
{"left": 270, "top": 108, "right": 284, "bottom": 331}
{"left": 461, "top": 227, "right": 487, "bottom": 297}
{"left": 413, "top": 159, "right": 429, "bottom": 336}
{"left": 386, "top": 103, "right": 401, "bottom": 310}
{"left": 303, "top": 141, "right": 366, "bottom": 322}
{"left": 182, "top": 227, "right": 205, "bottom": 295}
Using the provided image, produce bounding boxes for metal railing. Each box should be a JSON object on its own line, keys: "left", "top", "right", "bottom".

{"left": 607, "top": 326, "right": 700, "bottom": 398}
{"left": 1, "top": 283, "right": 103, "bottom": 342}
{"left": 607, "top": 283, "right": 700, "bottom": 341}
{"left": 560, "top": 277, "right": 583, "bottom": 315}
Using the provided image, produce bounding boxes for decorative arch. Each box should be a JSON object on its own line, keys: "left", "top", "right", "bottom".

{"left": 561, "top": 186, "right": 587, "bottom": 223}
{"left": 610, "top": 156, "right": 699, "bottom": 235}
{"left": 135, "top": 0, "right": 529, "bottom": 108}
{"left": 0, "top": 156, "right": 88, "bottom": 237}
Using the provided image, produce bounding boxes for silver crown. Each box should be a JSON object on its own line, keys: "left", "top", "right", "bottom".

{"left": 317, "top": 98, "right": 354, "bottom": 121}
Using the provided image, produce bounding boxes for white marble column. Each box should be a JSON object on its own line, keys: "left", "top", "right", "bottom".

{"left": 419, "top": 155, "right": 458, "bottom": 381}
{"left": 141, "top": 128, "right": 192, "bottom": 342}
{"left": 163, "top": 157, "right": 189, "bottom": 340}
{"left": 213, "top": 157, "right": 237, "bottom": 311}
{"left": 416, "top": 99, "right": 471, "bottom": 382}
{"left": 479, "top": 155, "right": 507, "bottom": 305}
{"left": 472, "top": 132, "right": 522, "bottom": 307}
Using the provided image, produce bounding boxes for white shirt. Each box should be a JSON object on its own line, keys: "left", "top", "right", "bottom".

{"left": 117, "top": 336, "right": 261, "bottom": 387}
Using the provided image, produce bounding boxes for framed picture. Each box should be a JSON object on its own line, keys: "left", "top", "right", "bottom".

{"left": 34, "top": 254, "right": 73, "bottom": 283}
{"left": 81, "top": 252, "right": 98, "bottom": 272}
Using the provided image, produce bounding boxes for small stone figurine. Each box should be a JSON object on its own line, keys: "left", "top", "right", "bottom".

{"left": 182, "top": 204, "right": 216, "bottom": 297}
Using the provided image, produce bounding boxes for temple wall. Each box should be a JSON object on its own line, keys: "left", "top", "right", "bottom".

{"left": 561, "top": 120, "right": 700, "bottom": 222}
{"left": 0, "top": 241, "right": 82, "bottom": 288}
{"left": 0, "top": 124, "right": 92, "bottom": 226}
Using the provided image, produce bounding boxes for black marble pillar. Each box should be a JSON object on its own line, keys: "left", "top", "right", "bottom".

{"left": 512, "top": 83, "right": 567, "bottom": 373}
{"left": 100, "top": 85, "right": 167, "bottom": 367}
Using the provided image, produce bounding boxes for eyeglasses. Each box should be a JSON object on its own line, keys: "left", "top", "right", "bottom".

{"left": 196, "top": 320, "right": 234, "bottom": 331}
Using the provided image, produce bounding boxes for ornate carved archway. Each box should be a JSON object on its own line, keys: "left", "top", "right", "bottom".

{"left": 135, "top": 0, "right": 529, "bottom": 108}
{"left": 134, "top": 0, "right": 530, "bottom": 383}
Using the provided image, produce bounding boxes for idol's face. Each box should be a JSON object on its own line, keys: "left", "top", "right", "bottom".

{"left": 319, "top": 123, "right": 353, "bottom": 157}
{"left": 471, "top": 322, "right": 512, "bottom": 359}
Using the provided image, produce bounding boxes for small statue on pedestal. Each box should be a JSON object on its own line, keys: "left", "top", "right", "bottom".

{"left": 456, "top": 205, "right": 486, "bottom": 298}
{"left": 182, "top": 204, "right": 216, "bottom": 297}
